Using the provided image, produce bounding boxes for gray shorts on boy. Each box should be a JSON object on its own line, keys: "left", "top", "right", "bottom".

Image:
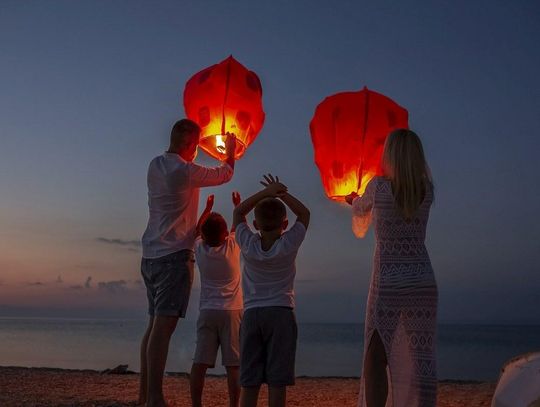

{"left": 240, "top": 306, "right": 297, "bottom": 386}
{"left": 194, "top": 309, "right": 243, "bottom": 367}
{"left": 141, "top": 249, "right": 195, "bottom": 317}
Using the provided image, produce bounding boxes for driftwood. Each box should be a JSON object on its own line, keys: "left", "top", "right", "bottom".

{"left": 100, "top": 364, "right": 133, "bottom": 375}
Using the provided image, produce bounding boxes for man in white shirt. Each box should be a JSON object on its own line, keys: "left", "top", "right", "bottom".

{"left": 232, "top": 174, "right": 310, "bottom": 407}
{"left": 139, "top": 119, "right": 236, "bottom": 407}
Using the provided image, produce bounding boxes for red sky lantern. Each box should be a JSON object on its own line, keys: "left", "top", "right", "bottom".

{"left": 183, "top": 56, "right": 265, "bottom": 160}
{"left": 309, "top": 87, "right": 409, "bottom": 202}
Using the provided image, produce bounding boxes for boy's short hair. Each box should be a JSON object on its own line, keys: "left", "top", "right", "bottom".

{"left": 171, "top": 119, "right": 200, "bottom": 148}
{"left": 201, "top": 213, "right": 228, "bottom": 246}
{"left": 254, "top": 198, "right": 286, "bottom": 231}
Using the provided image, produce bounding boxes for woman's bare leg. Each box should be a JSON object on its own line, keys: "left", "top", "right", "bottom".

{"left": 364, "top": 330, "right": 388, "bottom": 407}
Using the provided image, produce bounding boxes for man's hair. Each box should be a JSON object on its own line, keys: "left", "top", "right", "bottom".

{"left": 170, "top": 119, "right": 200, "bottom": 149}
{"left": 201, "top": 213, "right": 228, "bottom": 246}
{"left": 254, "top": 198, "right": 286, "bottom": 231}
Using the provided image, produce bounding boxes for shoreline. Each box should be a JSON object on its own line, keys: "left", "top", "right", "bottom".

{"left": 0, "top": 365, "right": 494, "bottom": 383}
{"left": 0, "top": 366, "right": 496, "bottom": 407}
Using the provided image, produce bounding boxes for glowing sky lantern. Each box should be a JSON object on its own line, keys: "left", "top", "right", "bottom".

{"left": 183, "top": 56, "right": 265, "bottom": 160}
{"left": 309, "top": 87, "right": 409, "bottom": 202}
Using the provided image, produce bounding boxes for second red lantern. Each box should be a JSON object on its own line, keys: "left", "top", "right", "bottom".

{"left": 310, "top": 87, "right": 409, "bottom": 202}
{"left": 183, "top": 56, "right": 265, "bottom": 160}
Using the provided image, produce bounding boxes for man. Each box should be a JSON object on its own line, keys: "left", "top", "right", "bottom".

{"left": 139, "top": 119, "right": 236, "bottom": 407}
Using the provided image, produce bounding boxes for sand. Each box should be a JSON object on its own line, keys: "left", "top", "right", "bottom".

{"left": 0, "top": 366, "right": 495, "bottom": 407}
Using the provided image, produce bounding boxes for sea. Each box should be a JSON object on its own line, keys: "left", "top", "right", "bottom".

{"left": 1, "top": 318, "right": 539, "bottom": 381}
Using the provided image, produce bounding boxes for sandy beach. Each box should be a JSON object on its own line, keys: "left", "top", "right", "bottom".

{"left": 0, "top": 366, "right": 495, "bottom": 407}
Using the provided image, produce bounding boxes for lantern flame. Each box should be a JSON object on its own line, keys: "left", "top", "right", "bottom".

{"left": 215, "top": 135, "right": 226, "bottom": 153}
{"left": 328, "top": 170, "right": 376, "bottom": 202}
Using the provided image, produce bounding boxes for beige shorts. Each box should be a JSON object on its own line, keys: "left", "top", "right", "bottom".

{"left": 193, "top": 309, "right": 243, "bottom": 367}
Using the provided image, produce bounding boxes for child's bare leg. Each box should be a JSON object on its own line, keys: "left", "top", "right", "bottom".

{"left": 146, "top": 316, "right": 179, "bottom": 407}
{"left": 190, "top": 363, "right": 209, "bottom": 407}
{"left": 138, "top": 316, "right": 154, "bottom": 405}
{"left": 268, "top": 385, "right": 286, "bottom": 407}
{"left": 240, "top": 385, "right": 260, "bottom": 407}
{"left": 225, "top": 366, "right": 240, "bottom": 407}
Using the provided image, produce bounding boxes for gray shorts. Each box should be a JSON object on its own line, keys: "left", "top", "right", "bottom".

{"left": 141, "top": 250, "right": 194, "bottom": 317}
{"left": 193, "top": 309, "right": 243, "bottom": 367}
{"left": 240, "top": 307, "right": 297, "bottom": 387}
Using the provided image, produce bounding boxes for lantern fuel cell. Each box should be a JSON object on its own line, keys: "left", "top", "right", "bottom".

{"left": 309, "top": 87, "right": 409, "bottom": 202}
{"left": 183, "top": 55, "right": 265, "bottom": 161}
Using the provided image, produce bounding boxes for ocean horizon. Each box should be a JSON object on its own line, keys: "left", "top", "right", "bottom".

{"left": 1, "top": 317, "right": 538, "bottom": 382}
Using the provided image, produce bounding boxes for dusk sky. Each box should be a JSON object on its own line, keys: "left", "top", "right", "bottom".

{"left": 1, "top": 1, "right": 539, "bottom": 323}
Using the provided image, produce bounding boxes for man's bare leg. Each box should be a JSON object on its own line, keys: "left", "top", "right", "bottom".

{"left": 268, "top": 385, "right": 286, "bottom": 407}
{"left": 190, "top": 363, "right": 209, "bottom": 407}
{"left": 240, "top": 385, "right": 260, "bottom": 407}
{"left": 146, "top": 316, "right": 179, "bottom": 407}
{"left": 225, "top": 366, "right": 240, "bottom": 407}
{"left": 138, "top": 316, "right": 154, "bottom": 405}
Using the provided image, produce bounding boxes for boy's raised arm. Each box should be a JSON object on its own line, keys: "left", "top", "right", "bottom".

{"left": 259, "top": 174, "right": 310, "bottom": 229}
{"left": 230, "top": 191, "right": 241, "bottom": 233}
{"left": 195, "top": 195, "right": 214, "bottom": 237}
{"left": 280, "top": 192, "right": 310, "bottom": 229}
{"left": 232, "top": 177, "right": 287, "bottom": 229}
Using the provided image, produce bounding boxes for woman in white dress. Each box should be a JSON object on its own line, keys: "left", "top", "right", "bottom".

{"left": 346, "top": 129, "right": 438, "bottom": 407}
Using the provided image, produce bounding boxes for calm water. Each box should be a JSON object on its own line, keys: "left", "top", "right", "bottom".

{"left": 1, "top": 318, "right": 539, "bottom": 381}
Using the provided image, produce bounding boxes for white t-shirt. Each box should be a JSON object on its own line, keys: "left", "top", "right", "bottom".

{"left": 235, "top": 222, "right": 307, "bottom": 310}
{"left": 141, "top": 153, "right": 233, "bottom": 259}
{"left": 194, "top": 234, "right": 243, "bottom": 311}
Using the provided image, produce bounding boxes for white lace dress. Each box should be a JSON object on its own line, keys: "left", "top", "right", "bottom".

{"left": 353, "top": 177, "right": 438, "bottom": 407}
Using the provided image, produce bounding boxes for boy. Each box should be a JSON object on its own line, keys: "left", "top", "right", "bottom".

{"left": 190, "top": 192, "right": 243, "bottom": 407}
{"left": 232, "top": 174, "right": 310, "bottom": 407}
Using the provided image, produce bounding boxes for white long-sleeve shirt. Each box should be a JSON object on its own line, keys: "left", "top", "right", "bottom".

{"left": 142, "top": 153, "right": 233, "bottom": 259}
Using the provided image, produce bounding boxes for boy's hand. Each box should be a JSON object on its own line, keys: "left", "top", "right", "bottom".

{"left": 345, "top": 191, "right": 358, "bottom": 205}
{"left": 260, "top": 173, "right": 287, "bottom": 197}
{"left": 205, "top": 194, "right": 215, "bottom": 210}
{"left": 232, "top": 191, "right": 241, "bottom": 207}
{"left": 225, "top": 132, "right": 237, "bottom": 158}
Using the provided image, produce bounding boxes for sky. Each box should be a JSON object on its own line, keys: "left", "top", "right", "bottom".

{"left": 1, "top": 0, "right": 539, "bottom": 323}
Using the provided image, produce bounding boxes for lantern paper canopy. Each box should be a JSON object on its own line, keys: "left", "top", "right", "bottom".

{"left": 183, "top": 56, "right": 265, "bottom": 160}
{"left": 309, "top": 87, "right": 409, "bottom": 202}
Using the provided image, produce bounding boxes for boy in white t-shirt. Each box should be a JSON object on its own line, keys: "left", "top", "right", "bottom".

{"left": 190, "top": 192, "right": 243, "bottom": 407}
{"left": 232, "top": 174, "right": 310, "bottom": 407}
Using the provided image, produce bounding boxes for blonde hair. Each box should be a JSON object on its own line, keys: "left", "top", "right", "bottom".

{"left": 382, "top": 129, "right": 433, "bottom": 220}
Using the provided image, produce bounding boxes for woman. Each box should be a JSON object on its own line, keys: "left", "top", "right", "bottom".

{"left": 346, "top": 129, "right": 438, "bottom": 407}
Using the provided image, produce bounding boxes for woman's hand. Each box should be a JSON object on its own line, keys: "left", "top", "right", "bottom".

{"left": 345, "top": 191, "right": 358, "bottom": 205}
{"left": 232, "top": 191, "right": 241, "bottom": 207}
{"left": 260, "top": 174, "right": 287, "bottom": 197}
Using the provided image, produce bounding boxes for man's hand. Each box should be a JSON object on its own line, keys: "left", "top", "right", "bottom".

{"left": 232, "top": 191, "right": 241, "bottom": 207}
{"left": 224, "top": 132, "right": 237, "bottom": 170}
{"left": 225, "top": 132, "right": 237, "bottom": 158}
{"left": 205, "top": 194, "right": 215, "bottom": 211}
{"left": 345, "top": 191, "right": 358, "bottom": 205}
{"left": 260, "top": 174, "right": 287, "bottom": 197}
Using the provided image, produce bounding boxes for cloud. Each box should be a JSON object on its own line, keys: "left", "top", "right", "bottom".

{"left": 96, "top": 237, "right": 141, "bottom": 248}
{"left": 84, "top": 276, "right": 92, "bottom": 289}
{"left": 98, "top": 280, "right": 128, "bottom": 294}
{"left": 25, "top": 281, "right": 45, "bottom": 286}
